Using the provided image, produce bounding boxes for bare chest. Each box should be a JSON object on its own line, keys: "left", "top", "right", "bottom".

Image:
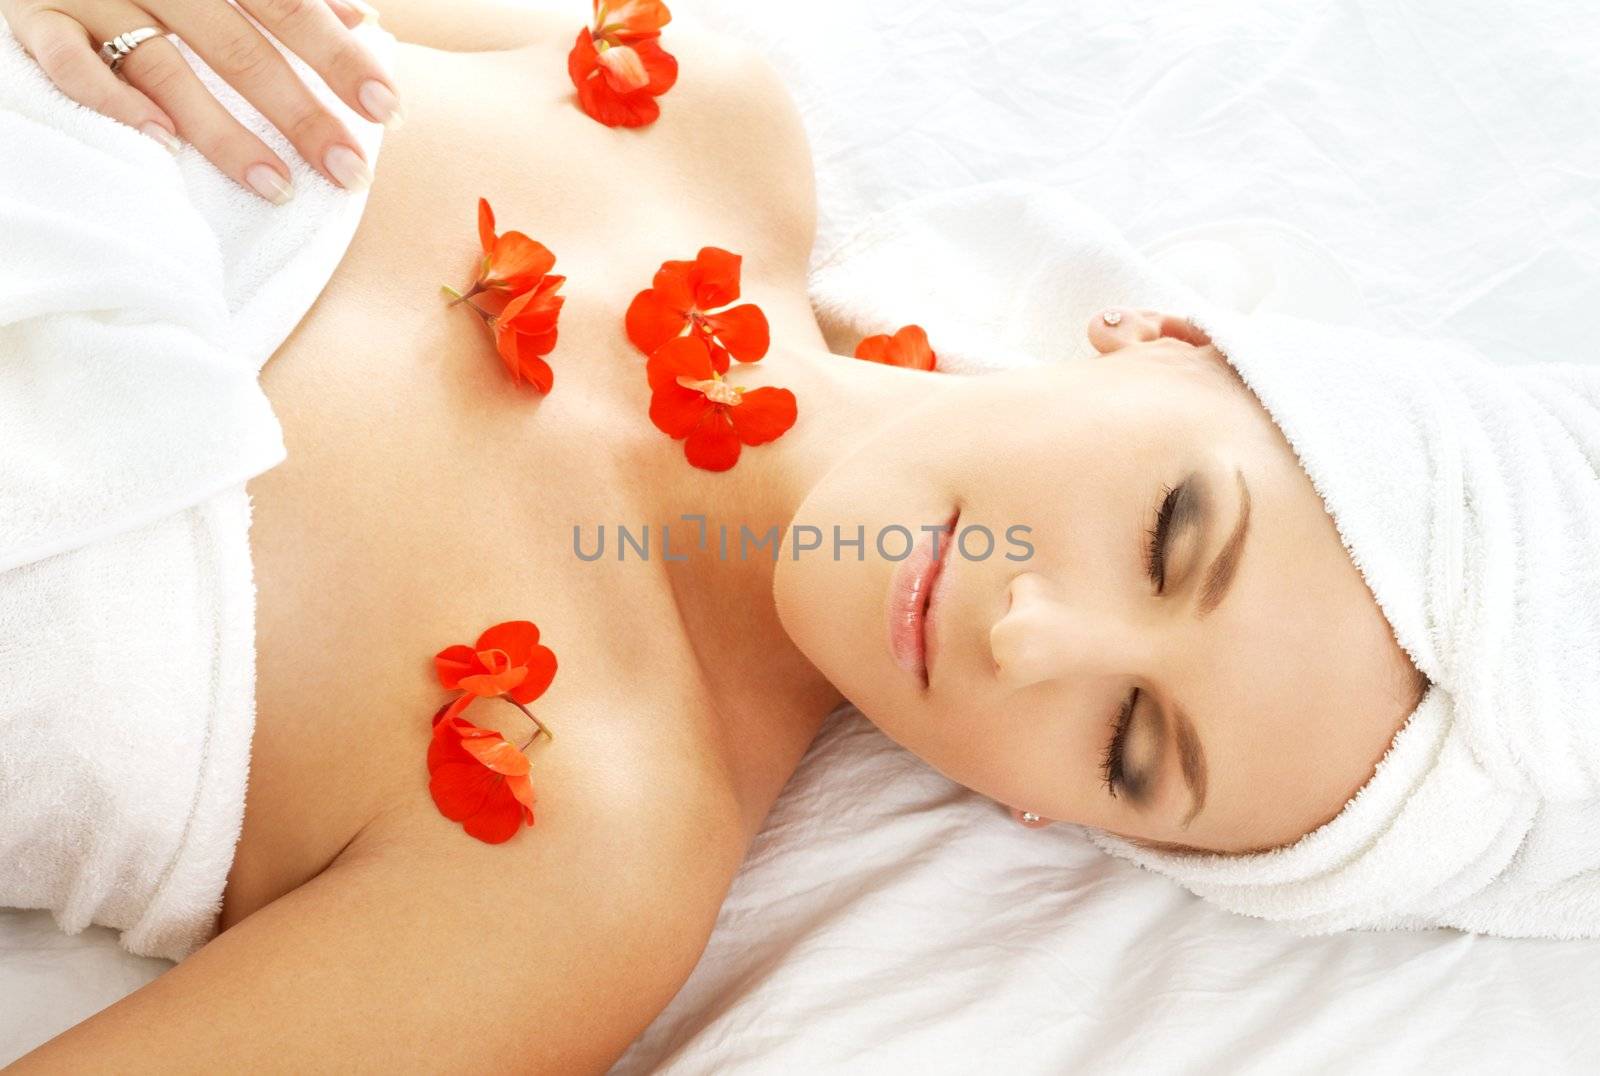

{"left": 224, "top": 36, "right": 821, "bottom": 923}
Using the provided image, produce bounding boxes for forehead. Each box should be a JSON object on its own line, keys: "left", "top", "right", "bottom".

{"left": 1179, "top": 438, "right": 1425, "bottom": 851}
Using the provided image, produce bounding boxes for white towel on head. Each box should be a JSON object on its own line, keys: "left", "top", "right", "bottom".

{"left": 810, "top": 180, "right": 1600, "bottom": 939}
{"left": 1090, "top": 305, "right": 1600, "bottom": 939}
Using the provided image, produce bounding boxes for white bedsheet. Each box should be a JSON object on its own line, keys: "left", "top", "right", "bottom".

{"left": 5, "top": 0, "right": 1600, "bottom": 1069}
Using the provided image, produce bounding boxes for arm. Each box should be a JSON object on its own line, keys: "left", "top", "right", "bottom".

{"left": 6, "top": 779, "right": 746, "bottom": 1073}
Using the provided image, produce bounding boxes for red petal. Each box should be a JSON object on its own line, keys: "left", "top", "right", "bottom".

{"left": 855, "top": 325, "right": 937, "bottom": 370}
{"left": 650, "top": 383, "right": 711, "bottom": 438}
{"left": 486, "top": 232, "right": 556, "bottom": 292}
{"left": 505, "top": 773, "right": 538, "bottom": 817}
{"left": 576, "top": 71, "right": 662, "bottom": 128}
{"left": 508, "top": 646, "right": 558, "bottom": 704}
{"left": 475, "top": 623, "right": 557, "bottom": 704}
{"left": 462, "top": 784, "right": 525, "bottom": 844}
{"left": 434, "top": 694, "right": 475, "bottom": 731}
{"left": 462, "top": 735, "right": 532, "bottom": 777}
{"left": 495, "top": 318, "right": 527, "bottom": 383}
{"left": 625, "top": 288, "right": 688, "bottom": 356}
{"left": 427, "top": 710, "right": 474, "bottom": 771}
{"left": 603, "top": 0, "right": 672, "bottom": 39}
{"left": 477, "top": 198, "right": 496, "bottom": 256}
{"left": 703, "top": 304, "right": 769, "bottom": 363}
{"left": 477, "top": 621, "right": 538, "bottom": 662}
{"left": 504, "top": 276, "right": 565, "bottom": 329}
{"left": 435, "top": 645, "right": 484, "bottom": 691}
{"left": 646, "top": 334, "right": 715, "bottom": 389}
{"left": 498, "top": 286, "right": 537, "bottom": 322}
{"left": 729, "top": 386, "right": 798, "bottom": 446}
{"left": 522, "top": 354, "right": 554, "bottom": 394}
{"left": 568, "top": 27, "right": 599, "bottom": 83}
{"left": 702, "top": 337, "right": 732, "bottom": 376}
{"left": 458, "top": 665, "right": 528, "bottom": 697}
{"left": 597, "top": 44, "right": 650, "bottom": 93}
{"left": 891, "top": 324, "right": 937, "bottom": 370}
{"left": 631, "top": 35, "right": 679, "bottom": 96}
{"left": 684, "top": 407, "right": 741, "bottom": 471}
{"left": 429, "top": 761, "right": 499, "bottom": 822}
{"left": 691, "top": 247, "right": 741, "bottom": 309}
{"left": 651, "top": 260, "right": 696, "bottom": 312}
{"left": 571, "top": 30, "right": 650, "bottom": 128}
{"left": 854, "top": 334, "right": 891, "bottom": 363}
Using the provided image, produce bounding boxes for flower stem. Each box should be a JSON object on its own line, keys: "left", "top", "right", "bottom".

{"left": 444, "top": 281, "right": 486, "bottom": 307}
{"left": 511, "top": 700, "right": 554, "bottom": 746}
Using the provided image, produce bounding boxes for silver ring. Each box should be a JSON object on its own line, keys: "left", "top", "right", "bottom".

{"left": 99, "top": 27, "right": 165, "bottom": 73}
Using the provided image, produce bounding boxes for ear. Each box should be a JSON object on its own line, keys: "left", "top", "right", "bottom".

{"left": 1008, "top": 805, "right": 1054, "bottom": 829}
{"left": 1086, "top": 307, "right": 1212, "bottom": 355}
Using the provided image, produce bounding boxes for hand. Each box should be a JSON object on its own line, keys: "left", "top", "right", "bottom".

{"left": 0, "top": 0, "right": 403, "bottom": 203}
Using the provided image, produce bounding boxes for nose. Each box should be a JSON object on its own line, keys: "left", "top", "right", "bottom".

{"left": 989, "top": 571, "right": 1142, "bottom": 689}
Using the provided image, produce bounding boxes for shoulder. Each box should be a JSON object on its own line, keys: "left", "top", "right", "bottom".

{"left": 659, "top": 30, "right": 819, "bottom": 280}
{"left": 12, "top": 722, "right": 747, "bottom": 1071}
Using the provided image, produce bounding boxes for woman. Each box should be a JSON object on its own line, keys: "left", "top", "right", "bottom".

{"left": 0, "top": 0, "right": 1552, "bottom": 1069}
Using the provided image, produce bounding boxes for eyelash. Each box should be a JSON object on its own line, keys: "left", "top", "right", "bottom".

{"left": 1100, "top": 688, "right": 1138, "bottom": 797}
{"left": 1102, "top": 482, "right": 1181, "bottom": 798}
{"left": 1143, "top": 482, "right": 1180, "bottom": 592}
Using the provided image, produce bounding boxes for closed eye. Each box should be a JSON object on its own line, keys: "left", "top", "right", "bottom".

{"left": 1143, "top": 481, "right": 1184, "bottom": 591}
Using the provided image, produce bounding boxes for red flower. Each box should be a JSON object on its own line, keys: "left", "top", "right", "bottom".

{"left": 427, "top": 620, "right": 557, "bottom": 844}
{"left": 444, "top": 199, "right": 566, "bottom": 393}
{"left": 855, "top": 324, "right": 937, "bottom": 371}
{"left": 568, "top": 1, "right": 677, "bottom": 129}
{"left": 476, "top": 197, "right": 556, "bottom": 294}
{"left": 427, "top": 704, "right": 538, "bottom": 844}
{"left": 646, "top": 335, "right": 796, "bottom": 471}
{"left": 592, "top": 0, "right": 671, "bottom": 40}
{"left": 435, "top": 620, "right": 558, "bottom": 705}
{"left": 625, "top": 247, "right": 770, "bottom": 373}
{"left": 493, "top": 275, "right": 566, "bottom": 392}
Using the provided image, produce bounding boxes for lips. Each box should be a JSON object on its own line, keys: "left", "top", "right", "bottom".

{"left": 887, "top": 509, "right": 960, "bottom": 687}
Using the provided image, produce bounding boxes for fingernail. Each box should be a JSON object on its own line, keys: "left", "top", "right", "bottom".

{"left": 349, "top": 0, "right": 380, "bottom": 23}
{"left": 140, "top": 122, "right": 181, "bottom": 154}
{"left": 244, "top": 163, "right": 295, "bottom": 205}
{"left": 324, "top": 144, "right": 372, "bottom": 192}
{"left": 358, "top": 79, "right": 404, "bottom": 130}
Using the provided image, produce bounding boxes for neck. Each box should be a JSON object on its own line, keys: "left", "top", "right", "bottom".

{"left": 641, "top": 336, "right": 945, "bottom": 733}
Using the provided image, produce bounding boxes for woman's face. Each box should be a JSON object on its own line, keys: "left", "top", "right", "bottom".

{"left": 774, "top": 311, "right": 1426, "bottom": 854}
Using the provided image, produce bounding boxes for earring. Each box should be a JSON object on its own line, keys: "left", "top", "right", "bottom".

{"left": 1021, "top": 811, "right": 1041, "bottom": 824}
{"left": 1100, "top": 309, "right": 1123, "bottom": 326}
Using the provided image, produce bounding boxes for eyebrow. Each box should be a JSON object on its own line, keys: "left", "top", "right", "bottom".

{"left": 1198, "top": 469, "right": 1252, "bottom": 619}
{"left": 1171, "top": 468, "right": 1251, "bottom": 827}
{"left": 1172, "top": 702, "right": 1209, "bottom": 827}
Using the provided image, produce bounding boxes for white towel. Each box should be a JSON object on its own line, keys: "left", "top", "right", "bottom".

{"left": 810, "top": 181, "right": 1600, "bottom": 939}
{"left": 0, "top": 17, "right": 392, "bottom": 961}
{"left": 0, "top": 17, "right": 391, "bottom": 573}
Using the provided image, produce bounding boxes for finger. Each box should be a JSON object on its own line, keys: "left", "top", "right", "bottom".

{"left": 321, "top": 0, "right": 378, "bottom": 31}
{"left": 143, "top": 0, "right": 374, "bottom": 190}
{"left": 117, "top": 34, "right": 296, "bottom": 204}
{"left": 21, "top": 9, "right": 180, "bottom": 152}
{"left": 237, "top": 0, "right": 401, "bottom": 129}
